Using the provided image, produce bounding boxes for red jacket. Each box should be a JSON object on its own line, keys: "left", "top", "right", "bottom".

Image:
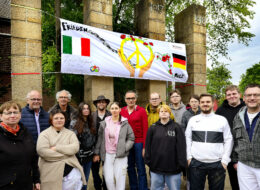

{"left": 121, "top": 105, "right": 148, "bottom": 146}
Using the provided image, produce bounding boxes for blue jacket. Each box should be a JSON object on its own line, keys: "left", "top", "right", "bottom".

{"left": 20, "top": 105, "right": 49, "bottom": 143}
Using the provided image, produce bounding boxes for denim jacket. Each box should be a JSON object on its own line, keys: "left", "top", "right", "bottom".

{"left": 232, "top": 106, "right": 260, "bottom": 168}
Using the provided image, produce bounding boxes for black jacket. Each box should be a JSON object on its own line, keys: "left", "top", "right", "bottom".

{"left": 0, "top": 123, "right": 40, "bottom": 190}
{"left": 145, "top": 119, "right": 186, "bottom": 175}
{"left": 20, "top": 105, "right": 49, "bottom": 143}
{"left": 216, "top": 99, "right": 245, "bottom": 129}
{"left": 49, "top": 104, "right": 77, "bottom": 129}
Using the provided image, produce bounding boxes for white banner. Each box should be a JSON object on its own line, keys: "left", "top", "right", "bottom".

{"left": 61, "top": 19, "right": 188, "bottom": 82}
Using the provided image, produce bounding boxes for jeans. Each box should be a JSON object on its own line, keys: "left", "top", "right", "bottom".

{"left": 150, "top": 171, "right": 181, "bottom": 190}
{"left": 82, "top": 161, "right": 92, "bottom": 190}
{"left": 128, "top": 143, "right": 148, "bottom": 190}
{"left": 189, "top": 159, "right": 226, "bottom": 190}
{"left": 227, "top": 162, "right": 239, "bottom": 190}
{"left": 91, "top": 160, "right": 107, "bottom": 190}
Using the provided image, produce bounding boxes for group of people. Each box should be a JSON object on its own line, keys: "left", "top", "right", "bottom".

{"left": 0, "top": 83, "right": 259, "bottom": 190}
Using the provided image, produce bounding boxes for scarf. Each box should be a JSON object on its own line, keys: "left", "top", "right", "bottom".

{"left": 0, "top": 122, "right": 20, "bottom": 135}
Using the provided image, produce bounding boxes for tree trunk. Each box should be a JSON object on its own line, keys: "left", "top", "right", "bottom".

{"left": 55, "top": 0, "right": 61, "bottom": 92}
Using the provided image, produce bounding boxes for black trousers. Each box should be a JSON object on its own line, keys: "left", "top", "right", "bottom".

{"left": 189, "top": 159, "right": 226, "bottom": 190}
{"left": 91, "top": 161, "right": 107, "bottom": 190}
{"left": 227, "top": 162, "right": 240, "bottom": 190}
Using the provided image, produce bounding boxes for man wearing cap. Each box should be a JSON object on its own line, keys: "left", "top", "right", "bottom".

{"left": 92, "top": 95, "right": 111, "bottom": 190}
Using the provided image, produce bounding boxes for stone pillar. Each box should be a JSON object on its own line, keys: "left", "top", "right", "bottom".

{"left": 135, "top": 0, "right": 166, "bottom": 107}
{"left": 83, "top": 0, "right": 113, "bottom": 110}
{"left": 11, "top": 0, "right": 42, "bottom": 106}
{"left": 174, "top": 4, "right": 207, "bottom": 104}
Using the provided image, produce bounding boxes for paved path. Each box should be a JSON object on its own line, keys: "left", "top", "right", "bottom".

{"left": 87, "top": 166, "right": 232, "bottom": 190}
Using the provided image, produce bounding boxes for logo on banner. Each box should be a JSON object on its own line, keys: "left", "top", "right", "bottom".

{"left": 118, "top": 35, "right": 155, "bottom": 77}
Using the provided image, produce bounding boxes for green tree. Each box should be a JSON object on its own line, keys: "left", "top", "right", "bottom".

{"left": 41, "top": 0, "right": 256, "bottom": 101}
{"left": 239, "top": 62, "right": 260, "bottom": 93}
{"left": 42, "top": 0, "right": 84, "bottom": 102}
{"left": 206, "top": 63, "right": 232, "bottom": 102}
{"left": 113, "top": 0, "right": 256, "bottom": 62}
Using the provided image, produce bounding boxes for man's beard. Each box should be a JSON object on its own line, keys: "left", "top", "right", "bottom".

{"left": 201, "top": 107, "right": 212, "bottom": 114}
{"left": 98, "top": 107, "right": 105, "bottom": 111}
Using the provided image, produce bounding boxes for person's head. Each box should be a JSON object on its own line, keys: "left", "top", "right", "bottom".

{"left": 26, "top": 90, "right": 42, "bottom": 112}
{"left": 189, "top": 95, "right": 200, "bottom": 111}
{"left": 243, "top": 84, "right": 260, "bottom": 111}
{"left": 93, "top": 95, "right": 110, "bottom": 111}
{"left": 125, "top": 90, "right": 137, "bottom": 108}
{"left": 78, "top": 102, "right": 91, "bottom": 118}
{"left": 49, "top": 110, "right": 66, "bottom": 130}
{"left": 157, "top": 105, "right": 171, "bottom": 120}
{"left": 110, "top": 102, "right": 121, "bottom": 121}
{"left": 199, "top": 94, "right": 214, "bottom": 114}
{"left": 149, "top": 92, "right": 161, "bottom": 108}
{"left": 56, "top": 90, "right": 71, "bottom": 107}
{"left": 169, "top": 89, "right": 182, "bottom": 104}
{"left": 74, "top": 102, "right": 95, "bottom": 134}
{"left": 225, "top": 85, "right": 241, "bottom": 106}
{"left": 0, "top": 101, "right": 22, "bottom": 128}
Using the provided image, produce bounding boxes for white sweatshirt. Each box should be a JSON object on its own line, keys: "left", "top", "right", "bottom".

{"left": 185, "top": 112, "right": 233, "bottom": 165}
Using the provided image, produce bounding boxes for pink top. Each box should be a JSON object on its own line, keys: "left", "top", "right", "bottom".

{"left": 105, "top": 116, "right": 121, "bottom": 154}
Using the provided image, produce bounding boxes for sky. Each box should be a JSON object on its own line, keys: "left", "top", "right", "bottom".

{"left": 210, "top": 1, "right": 260, "bottom": 85}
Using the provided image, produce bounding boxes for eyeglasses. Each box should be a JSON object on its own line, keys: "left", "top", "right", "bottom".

{"left": 30, "top": 98, "right": 42, "bottom": 101}
{"left": 2, "top": 111, "right": 20, "bottom": 116}
{"left": 125, "top": 97, "right": 136, "bottom": 100}
{"left": 150, "top": 98, "right": 159, "bottom": 101}
{"left": 244, "top": 94, "right": 260, "bottom": 98}
{"left": 59, "top": 96, "right": 68, "bottom": 99}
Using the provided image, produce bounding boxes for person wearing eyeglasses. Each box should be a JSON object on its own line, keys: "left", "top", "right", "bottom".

{"left": 0, "top": 101, "right": 40, "bottom": 190}
{"left": 20, "top": 90, "right": 49, "bottom": 143}
{"left": 169, "top": 89, "right": 186, "bottom": 125}
{"left": 145, "top": 92, "right": 174, "bottom": 127}
{"left": 49, "top": 89, "right": 77, "bottom": 128}
{"left": 121, "top": 90, "right": 149, "bottom": 190}
{"left": 232, "top": 84, "right": 260, "bottom": 190}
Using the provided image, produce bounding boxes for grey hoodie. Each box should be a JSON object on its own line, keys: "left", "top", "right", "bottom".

{"left": 169, "top": 102, "right": 186, "bottom": 125}
{"left": 94, "top": 116, "right": 135, "bottom": 161}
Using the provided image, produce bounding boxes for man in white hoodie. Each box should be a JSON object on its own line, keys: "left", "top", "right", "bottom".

{"left": 185, "top": 93, "right": 233, "bottom": 190}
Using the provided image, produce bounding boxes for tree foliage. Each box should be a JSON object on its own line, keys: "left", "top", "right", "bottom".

{"left": 42, "top": 0, "right": 84, "bottom": 101}
{"left": 41, "top": 0, "right": 256, "bottom": 102}
{"left": 239, "top": 62, "right": 260, "bottom": 93}
{"left": 206, "top": 63, "right": 232, "bottom": 101}
{"left": 112, "top": 0, "right": 256, "bottom": 62}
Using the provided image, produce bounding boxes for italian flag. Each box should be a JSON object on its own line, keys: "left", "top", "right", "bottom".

{"left": 63, "top": 35, "right": 90, "bottom": 56}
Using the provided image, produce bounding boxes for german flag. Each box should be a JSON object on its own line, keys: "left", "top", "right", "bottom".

{"left": 172, "top": 53, "right": 186, "bottom": 70}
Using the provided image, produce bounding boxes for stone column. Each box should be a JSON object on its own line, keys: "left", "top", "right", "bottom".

{"left": 174, "top": 4, "right": 207, "bottom": 103}
{"left": 11, "top": 0, "right": 42, "bottom": 106}
{"left": 135, "top": 0, "right": 166, "bottom": 107}
{"left": 83, "top": 0, "right": 113, "bottom": 110}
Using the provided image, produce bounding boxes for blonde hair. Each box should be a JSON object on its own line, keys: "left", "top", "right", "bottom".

{"left": 157, "top": 105, "right": 171, "bottom": 114}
